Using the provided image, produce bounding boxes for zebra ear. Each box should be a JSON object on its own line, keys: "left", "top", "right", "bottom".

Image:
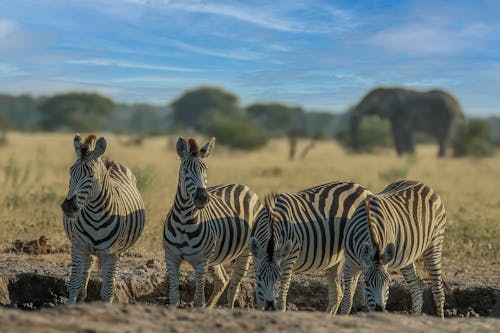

{"left": 360, "top": 242, "right": 373, "bottom": 266}
{"left": 200, "top": 137, "right": 215, "bottom": 158}
{"left": 249, "top": 237, "right": 263, "bottom": 258}
{"left": 73, "top": 133, "right": 82, "bottom": 157}
{"left": 381, "top": 243, "right": 395, "bottom": 265}
{"left": 94, "top": 137, "right": 107, "bottom": 157}
{"left": 176, "top": 137, "right": 188, "bottom": 159}
{"left": 278, "top": 239, "right": 293, "bottom": 260}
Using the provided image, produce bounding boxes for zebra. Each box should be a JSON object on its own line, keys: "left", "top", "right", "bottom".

{"left": 249, "top": 181, "right": 371, "bottom": 313}
{"left": 339, "top": 180, "right": 447, "bottom": 318}
{"left": 61, "top": 134, "right": 145, "bottom": 303}
{"left": 163, "top": 137, "right": 262, "bottom": 308}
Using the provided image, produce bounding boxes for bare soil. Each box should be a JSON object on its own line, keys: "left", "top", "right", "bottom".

{"left": 0, "top": 253, "right": 499, "bottom": 332}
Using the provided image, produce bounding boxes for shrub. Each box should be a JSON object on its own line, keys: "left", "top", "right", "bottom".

{"left": 205, "top": 112, "right": 269, "bottom": 150}
{"left": 336, "top": 116, "right": 393, "bottom": 153}
{"left": 452, "top": 118, "right": 496, "bottom": 157}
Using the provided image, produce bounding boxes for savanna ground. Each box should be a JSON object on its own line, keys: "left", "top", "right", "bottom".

{"left": 0, "top": 132, "right": 499, "bottom": 331}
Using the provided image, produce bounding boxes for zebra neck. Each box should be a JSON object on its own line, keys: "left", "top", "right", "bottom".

{"left": 172, "top": 185, "right": 200, "bottom": 224}
{"left": 365, "top": 215, "right": 394, "bottom": 250}
{"left": 86, "top": 175, "right": 116, "bottom": 218}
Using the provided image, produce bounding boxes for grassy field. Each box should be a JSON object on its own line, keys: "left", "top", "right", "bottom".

{"left": 0, "top": 132, "right": 498, "bottom": 271}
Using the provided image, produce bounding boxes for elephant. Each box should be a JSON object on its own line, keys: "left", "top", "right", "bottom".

{"left": 350, "top": 87, "right": 464, "bottom": 157}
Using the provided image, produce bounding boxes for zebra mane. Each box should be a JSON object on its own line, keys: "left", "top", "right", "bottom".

{"left": 365, "top": 196, "right": 382, "bottom": 260}
{"left": 80, "top": 134, "right": 97, "bottom": 156}
{"left": 264, "top": 193, "right": 278, "bottom": 258}
{"left": 187, "top": 138, "right": 200, "bottom": 157}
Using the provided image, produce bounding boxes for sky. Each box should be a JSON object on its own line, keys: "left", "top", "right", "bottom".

{"left": 0, "top": 0, "right": 499, "bottom": 115}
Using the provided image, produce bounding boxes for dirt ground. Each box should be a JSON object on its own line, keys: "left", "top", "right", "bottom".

{"left": 0, "top": 253, "right": 499, "bottom": 332}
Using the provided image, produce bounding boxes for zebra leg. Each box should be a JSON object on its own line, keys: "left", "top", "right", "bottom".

{"left": 339, "top": 266, "right": 361, "bottom": 315}
{"left": 226, "top": 249, "right": 251, "bottom": 309}
{"left": 166, "top": 257, "right": 181, "bottom": 307}
{"left": 194, "top": 261, "right": 209, "bottom": 307}
{"left": 277, "top": 261, "right": 294, "bottom": 311}
{"left": 401, "top": 263, "right": 425, "bottom": 314}
{"left": 206, "top": 265, "right": 229, "bottom": 309}
{"left": 424, "top": 242, "right": 445, "bottom": 318}
{"left": 68, "top": 246, "right": 92, "bottom": 304}
{"left": 100, "top": 254, "right": 119, "bottom": 303}
{"left": 326, "top": 261, "right": 344, "bottom": 315}
{"left": 76, "top": 256, "right": 94, "bottom": 303}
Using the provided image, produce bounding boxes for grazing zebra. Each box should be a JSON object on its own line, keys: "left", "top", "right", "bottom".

{"left": 61, "top": 134, "right": 145, "bottom": 303}
{"left": 339, "top": 180, "right": 447, "bottom": 318}
{"left": 163, "top": 137, "right": 262, "bottom": 308}
{"left": 249, "top": 181, "right": 371, "bottom": 313}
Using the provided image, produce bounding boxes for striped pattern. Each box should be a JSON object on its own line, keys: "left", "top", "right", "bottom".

{"left": 62, "top": 134, "right": 145, "bottom": 304}
{"left": 163, "top": 137, "right": 262, "bottom": 308}
{"left": 339, "top": 180, "right": 447, "bottom": 317}
{"left": 249, "top": 181, "right": 371, "bottom": 313}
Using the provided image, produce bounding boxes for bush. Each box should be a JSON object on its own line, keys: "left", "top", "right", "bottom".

{"left": 336, "top": 116, "right": 393, "bottom": 153}
{"left": 205, "top": 112, "right": 269, "bottom": 150}
{"left": 452, "top": 118, "right": 496, "bottom": 157}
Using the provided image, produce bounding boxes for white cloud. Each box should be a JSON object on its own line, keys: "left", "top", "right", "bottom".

{"left": 0, "top": 63, "right": 27, "bottom": 77}
{"left": 368, "top": 22, "right": 493, "bottom": 56}
{"left": 164, "top": 39, "right": 262, "bottom": 61}
{"left": 66, "top": 58, "right": 202, "bottom": 72}
{"left": 0, "top": 20, "right": 17, "bottom": 39}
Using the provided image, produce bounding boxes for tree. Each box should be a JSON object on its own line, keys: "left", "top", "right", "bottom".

{"left": 246, "top": 103, "right": 307, "bottom": 159}
{"left": 38, "top": 92, "right": 114, "bottom": 131}
{"left": 171, "top": 86, "right": 240, "bottom": 132}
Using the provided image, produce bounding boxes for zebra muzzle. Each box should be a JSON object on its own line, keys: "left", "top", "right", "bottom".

{"left": 264, "top": 301, "right": 276, "bottom": 311}
{"left": 61, "top": 197, "right": 78, "bottom": 218}
{"left": 194, "top": 188, "right": 209, "bottom": 209}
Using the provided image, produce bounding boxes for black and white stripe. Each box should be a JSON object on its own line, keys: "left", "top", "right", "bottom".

{"left": 249, "top": 181, "right": 371, "bottom": 313}
{"left": 339, "top": 180, "right": 447, "bottom": 317}
{"left": 163, "top": 137, "right": 262, "bottom": 308}
{"left": 61, "top": 134, "right": 145, "bottom": 304}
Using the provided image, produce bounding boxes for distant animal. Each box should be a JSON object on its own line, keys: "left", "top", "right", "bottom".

{"left": 13, "top": 235, "right": 49, "bottom": 255}
{"left": 163, "top": 137, "right": 262, "bottom": 308}
{"left": 350, "top": 87, "right": 464, "bottom": 157}
{"left": 249, "top": 182, "right": 371, "bottom": 313}
{"left": 61, "top": 134, "right": 145, "bottom": 303}
{"left": 339, "top": 180, "right": 447, "bottom": 318}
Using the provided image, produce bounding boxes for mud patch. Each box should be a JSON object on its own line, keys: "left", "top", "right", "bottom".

{"left": 1, "top": 269, "right": 498, "bottom": 317}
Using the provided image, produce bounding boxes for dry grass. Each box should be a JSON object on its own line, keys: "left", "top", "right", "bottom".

{"left": 0, "top": 132, "right": 498, "bottom": 271}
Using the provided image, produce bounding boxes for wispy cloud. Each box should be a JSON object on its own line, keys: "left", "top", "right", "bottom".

{"left": 164, "top": 39, "right": 262, "bottom": 61}
{"left": 0, "top": 63, "right": 27, "bottom": 77}
{"left": 66, "top": 58, "right": 202, "bottom": 72}
{"left": 368, "top": 21, "right": 492, "bottom": 56}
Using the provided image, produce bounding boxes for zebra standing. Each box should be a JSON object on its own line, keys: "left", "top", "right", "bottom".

{"left": 249, "top": 181, "right": 371, "bottom": 313}
{"left": 339, "top": 180, "right": 447, "bottom": 317}
{"left": 61, "top": 134, "right": 145, "bottom": 303}
{"left": 163, "top": 137, "right": 262, "bottom": 308}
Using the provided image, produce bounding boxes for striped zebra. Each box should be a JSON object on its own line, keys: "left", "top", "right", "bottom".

{"left": 339, "top": 180, "right": 447, "bottom": 318}
{"left": 61, "top": 134, "right": 145, "bottom": 303}
{"left": 249, "top": 181, "right": 371, "bottom": 313}
{"left": 163, "top": 137, "right": 262, "bottom": 308}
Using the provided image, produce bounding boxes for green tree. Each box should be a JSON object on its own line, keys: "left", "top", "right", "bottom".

{"left": 246, "top": 103, "right": 308, "bottom": 159}
{"left": 205, "top": 112, "right": 268, "bottom": 150}
{"left": 336, "top": 116, "right": 393, "bottom": 153}
{"left": 453, "top": 118, "right": 496, "bottom": 157}
{"left": 171, "top": 86, "right": 240, "bottom": 132}
{"left": 38, "top": 92, "right": 115, "bottom": 131}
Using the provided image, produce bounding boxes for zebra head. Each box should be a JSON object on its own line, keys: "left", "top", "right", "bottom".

{"left": 250, "top": 213, "right": 292, "bottom": 310}
{"left": 61, "top": 134, "right": 108, "bottom": 218}
{"left": 359, "top": 241, "right": 396, "bottom": 312}
{"left": 176, "top": 137, "right": 215, "bottom": 209}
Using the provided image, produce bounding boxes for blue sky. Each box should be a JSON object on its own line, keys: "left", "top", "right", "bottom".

{"left": 0, "top": 0, "right": 499, "bottom": 115}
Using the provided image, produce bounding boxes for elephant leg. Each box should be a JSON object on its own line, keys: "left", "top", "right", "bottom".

{"left": 391, "top": 121, "right": 405, "bottom": 155}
